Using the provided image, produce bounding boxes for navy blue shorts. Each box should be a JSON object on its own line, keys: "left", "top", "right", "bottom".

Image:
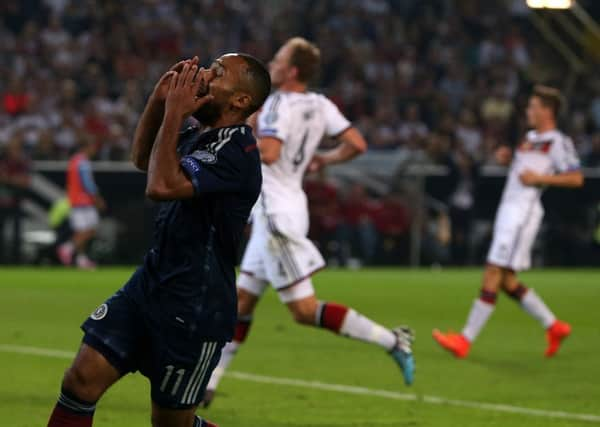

{"left": 81, "top": 269, "right": 225, "bottom": 409}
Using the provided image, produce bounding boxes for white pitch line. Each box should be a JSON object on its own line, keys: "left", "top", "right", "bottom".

{"left": 226, "top": 371, "right": 600, "bottom": 423}
{"left": 1, "top": 344, "right": 599, "bottom": 423}
{"left": 0, "top": 344, "right": 75, "bottom": 359}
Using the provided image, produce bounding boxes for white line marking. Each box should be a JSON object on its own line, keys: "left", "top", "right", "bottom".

{"left": 0, "top": 344, "right": 75, "bottom": 359}
{"left": 1, "top": 344, "right": 599, "bottom": 423}
{"left": 225, "top": 371, "right": 600, "bottom": 423}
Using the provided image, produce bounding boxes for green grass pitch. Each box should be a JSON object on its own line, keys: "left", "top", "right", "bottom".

{"left": 1, "top": 267, "right": 599, "bottom": 426}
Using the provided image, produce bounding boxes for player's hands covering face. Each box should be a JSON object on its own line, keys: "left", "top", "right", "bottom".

{"left": 152, "top": 57, "right": 199, "bottom": 103}
{"left": 165, "top": 63, "right": 214, "bottom": 118}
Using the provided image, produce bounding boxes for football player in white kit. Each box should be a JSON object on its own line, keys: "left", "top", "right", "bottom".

{"left": 433, "top": 86, "right": 584, "bottom": 358}
{"left": 202, "top": 38, "right": 415, "bottom": 406}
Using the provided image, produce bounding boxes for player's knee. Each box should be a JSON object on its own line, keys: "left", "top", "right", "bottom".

{"left": 151, "top": 411, "right": 196, "bottom": 427}
{"left": 237, "top": 289, "right": 258, "bottom": 316}
{"left": 150, "top": 415, "right": 173, "bottom": 427}
{"left": 151, "top": 415, "right": 174, "bottom": 427}
{"left": 290, "top": 303, "right": 317, "bottom": 325}
{"left": 483, "top": 264, "right": 504, "bottom": 290}
{"left": 62, "top": 363, "right": 102, "bottom": 402}
{"left": 501, "top": 272, "right": 518, "bottom": 291}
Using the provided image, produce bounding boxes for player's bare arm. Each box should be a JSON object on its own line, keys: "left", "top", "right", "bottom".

{"left": 308, "top": 127, "right": 367, "bottom": 172}
{"left": 519, "top": 169, "right": 584, "bottom": 188}
{"left": 257, "top": 136, "right": 282, "bottom": 164}
{"left": 131, "top": 57, "right": 199, "bottom": 171}
{"left": 248, "top": 109, "right": 281, "bottom": 165}
{"left": 146, "top": 63, "right": 214, "bottom": 200}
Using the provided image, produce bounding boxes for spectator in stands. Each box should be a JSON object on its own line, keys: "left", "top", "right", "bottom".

{"left": 590, "top": 83, "right": 600, "bottom": 131}
{"left": 425, "top": 132, "right": 452, "bottom": 165}
{"left": 342, "top": 184, "right": 379, "bottom": 265}
{"left": 455, "top": 109, "right": 483, "bottom": 161}
{"left": 369, "top": 192, "right": 411, "bottom": 264}
{"left": 2, "top": 77, "right": 30, "bottom": 116}
{"left": 585, "top": 134, "right": 600, "bottom": 167}
{"left": 422, "top": 208, "right": 451, "bottom": 266}
{"left": 399, "top": 103, "right": 429, "bottom": 150}
{"left": 480, "top": 82, "right": 514, "bottom": 126}
{"left": 448, "top": 149, "right": 478, "bottom": 265}
{"left": 0, "top": 135, "right": 31, "bottom": 263}
{"left": 32, "top": 129, "right": 57, "bottom": 160}
{"left": 305, "top": 173, "right": 347, "bottom": 265}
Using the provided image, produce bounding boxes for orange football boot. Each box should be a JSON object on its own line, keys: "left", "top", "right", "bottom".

{"left": 432, "top": 330, "right": 471, "bottom": 358}
{"left": 545, "top": 320, "right": 571, "bottom": 357}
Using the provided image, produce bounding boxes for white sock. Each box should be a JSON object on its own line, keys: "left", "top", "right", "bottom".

{"left": 76, "top": 253, "right": 89, "bottom": 262}
{"left": 462, "top": 299, "right": 495, "bottom": 342}
{"left": 339, "top": 309, "right": 397, "bottom": 351}
{"left": 521, "top": 289, "right": 556, "bottom": 329}
{"left": 206, "top": 341, "right": 239, "bottom": 391}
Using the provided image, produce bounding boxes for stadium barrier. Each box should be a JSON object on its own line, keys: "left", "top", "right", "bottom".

{"left": 3, "top": 160, "right": 598, "bottom": 266}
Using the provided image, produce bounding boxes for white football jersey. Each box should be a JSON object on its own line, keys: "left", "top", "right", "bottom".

{"left": 256, "top": 91, "right": 351, "bottom": 214}
{"left": 498, "top": 129, "right": 580, "bottom": 217}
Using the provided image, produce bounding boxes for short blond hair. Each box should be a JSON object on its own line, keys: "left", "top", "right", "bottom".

{"left": 286, "top": 37, "right": 321, "bottom": 83}
{"left": 532, "top": 85, "right": 563, "bottom": 117}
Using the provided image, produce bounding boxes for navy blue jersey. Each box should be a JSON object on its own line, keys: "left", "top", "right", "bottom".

{"left": 141, "top": 123, "right": 261, "bottom": 340}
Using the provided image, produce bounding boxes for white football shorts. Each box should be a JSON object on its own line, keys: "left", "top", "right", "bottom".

{"left": 69, "top": 206, "right": 99, "bottom": 232}
{"left": 239, "top": 209, "right": 325, "bottom": 292}
{"left": 486, "top": 202, "right": 543, "bottom": 271}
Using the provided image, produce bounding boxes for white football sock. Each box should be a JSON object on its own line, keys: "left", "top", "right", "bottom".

{"left": 462, "top": 299, "right": 495, "bottom": 342}
{"left": 340, "top": 309, "right": 397, "bottom": 351}
{"left": 520, "top": 289, "right": 556, "bottom": 329}
{"left": 206, "top": 341, "right": 238, "bottom": 391}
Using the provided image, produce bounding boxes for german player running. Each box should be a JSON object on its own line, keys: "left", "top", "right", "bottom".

{"left": 433, "top": 86, "right": 584, "bottom": 359}
{"left": 46, "top": 54, "right": 270, "bottom": 427}
{"left": 203, "top": 38, "right": 415, "bottom": 406}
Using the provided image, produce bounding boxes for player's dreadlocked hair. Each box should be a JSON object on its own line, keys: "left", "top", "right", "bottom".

{"left": 238, "top": 53, "right": 271, "bottom": 116}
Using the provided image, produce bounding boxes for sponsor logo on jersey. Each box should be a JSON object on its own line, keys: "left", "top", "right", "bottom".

{"left": 190, "top": 150, "right": 218, "bottom": 164}
{"left": 91, "top": 303, "right": 108, "bottom": 320}
{"left": 188, "top": 127, "right": 241, "bottom": 165}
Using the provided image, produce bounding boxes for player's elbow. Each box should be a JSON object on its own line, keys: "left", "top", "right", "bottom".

{"left": 131, "top": 153, "right": 149, "bottom": 172}
{"left": 145, "top": 183, "right": 171, "bottom": 201}
{"left": 352, "top": 139, "right": 368, "bottom": 155}
{"left": 573, "top": 172, "right": 584, "bottom": 188}
{"left": 341, "top": 128, "right": 368, "bottom": 155}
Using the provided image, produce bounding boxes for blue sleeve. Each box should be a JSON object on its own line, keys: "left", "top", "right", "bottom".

{"left": 180, "top": 144, "right": 246, "bottom": 196}
{"left": 78, "top": 161, "right": 97, "bottom": 195}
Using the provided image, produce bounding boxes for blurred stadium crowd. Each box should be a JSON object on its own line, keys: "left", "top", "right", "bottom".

{"left": 2, "top": 0, "right": 600, "bottom": 163}
{"left": 1, "top": 0, "right": 599, "bottom": 265}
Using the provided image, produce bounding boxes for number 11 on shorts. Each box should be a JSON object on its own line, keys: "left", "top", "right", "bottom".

{"left": 160, "top": 365, "right": 186, "bottom": 396}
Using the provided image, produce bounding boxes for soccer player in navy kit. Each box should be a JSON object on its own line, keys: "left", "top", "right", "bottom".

{"left": 46, "top": 54, "right": 270, "bottom": 427}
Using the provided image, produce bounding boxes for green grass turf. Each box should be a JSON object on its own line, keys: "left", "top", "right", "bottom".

{"left": 0, "top": 267, "right": 599, "bottom": 426}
